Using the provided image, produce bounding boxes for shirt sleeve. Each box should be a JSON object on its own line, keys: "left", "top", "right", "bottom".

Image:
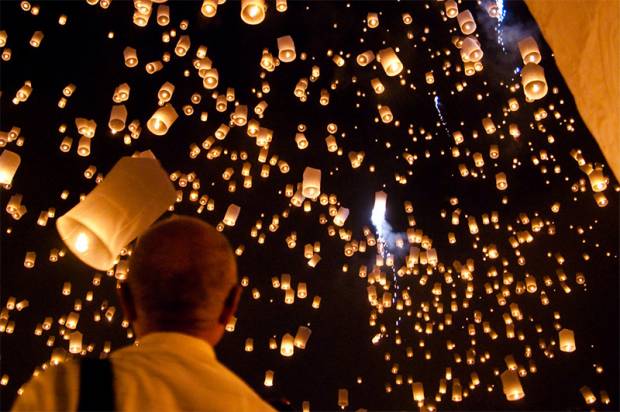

{"left": 10, "top": 361, "right": 79, "bottom": 412}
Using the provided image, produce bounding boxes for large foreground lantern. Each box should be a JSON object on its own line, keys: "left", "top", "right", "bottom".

{"left": 56, "top": 154, "right": 176, "bottom": 270}
{"left": 500, "top": 369, "right": 525, "bottom": 401}
{"left": 147, "top": 103, "right": 178, "bottom": 136}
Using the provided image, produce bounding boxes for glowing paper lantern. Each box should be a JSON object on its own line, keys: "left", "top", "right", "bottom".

{"left": 223, "top": 204, "right": 241, "bottom": 227}
{"left": 203, "top": 68, "right": 219, "bottom": 89}
{"left": 379, "top": 105, "right": 393, "bottom": 123}
{"left": 521, "top": 63, "right": 548, "bottom": 101}
{"left": 461, "top": 36, "right": 483, "bottom": 62}
{"left": 277, "top": 35, "right": 296, "bottom": 63}
{"left": 0, "top": 150, "right": 21, "bottom": 185}
{"left": 333, "top": 207, "right": 349, "bottom": 227}
{"left": 337, "top": 389, "right": 349, "bottom": 409}
{"left": 495, "top": 172, "right": 508, "bottom": 190}
{"left": 356, "top": 50, "right": 375, "bottom": 66}
{"left": 56, "top": 155, "right": 176, "bottom": 270}
{"left": 302, "top": 167, "right": 321, "bottom": 199}
{"left": 175, "top": 35, "right": 190, "bottom": 57}
{"left": 367, "top": 12, "right": 379, "bottom": 28}
{"left": 412, "top": 382, "right": 425, "bottom": 402}
{"left": 108, "top": 105, "right": 128, "bottom": 133}
{"left": 264, "top": 370, "right": 274, "bottom": 387}
{"left": 201, "top": 0, "right": 217, "bottom": 17}
{"left": 445, "top": 0, "right": 458, "bottom": 18}
{"left": 280, "top": 333, "right": 294, "bottom": 356}
{"left": 123, "top": 47, "right": 138, "bottom": 67}
{"left": 457, "top": 10, "right": 476, "bottom": 35}
{"left": 558, "top": 328, "right": 576, "bottom": 352}
{"left": 156, "top": 5, "right": 170, "bottom": 25}
{"left": 29, "top": 31, "right": 44, "bottom": 47}
{"left": 579, "top": 386, "right": 596, "bottom": 404}
{"left": 500, "top": 369, "right": 524, "bottom": 400}
{"left": 77, "top": 136, "right": 91, "bottom": 157}
{"left": 518, "top": 36, "right": 541, "bottom": 64}
{"left": 240, "top": 0, "right": 266, "bottom": 25}
{"left": 147, "top": 104, "right": 178, "bottom": 136}
{"left": 294, "top": 326, "right": 312, "bottom": 349}
{"left": 377, "top": 47, "right": 403, "bottom": 76}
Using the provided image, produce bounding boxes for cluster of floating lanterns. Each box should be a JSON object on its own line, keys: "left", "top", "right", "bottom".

{"left": 0, "top": 0, "right": 617, "bottom": 410}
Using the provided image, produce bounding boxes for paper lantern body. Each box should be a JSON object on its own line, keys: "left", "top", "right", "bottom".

{"left": 559, "top": 328, "right": 576, "bottom": 352}
{"left": 277, "top": 35, "right": 296, "bottom": 62}
{"left": 518, "top": 36, "right": 541, "bottom": 64}
{"left": 457, "top": 10, "right": 476, "bottom": 35}
{"left": 0, "top": 150, "right": 21, "bottom": 185}
{"left": 501, "top": 370, "right": 525, "bottom": 400}
{"left": 302, "top": 167, "right": 321, "bottom": 199}
{"left": 240, "top": 0, "right": 266, "bottom": 25}
{"left": 377, "top": 47, "right": 403, "bottom": 76}
{"left": 56, "top": 156, "right": 176, "bottom": 270}
{"left": 521, "top": 63, "right": 548, "bottom": 101}
{"left": 147, "top": 104, "right": 178, "bottom": 136}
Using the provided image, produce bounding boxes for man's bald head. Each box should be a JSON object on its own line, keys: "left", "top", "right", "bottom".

{"left": 127, "top": 216, "right": 237, "bottom": 334}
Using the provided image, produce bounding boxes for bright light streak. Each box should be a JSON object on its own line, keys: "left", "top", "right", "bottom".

{"left": 434, "top": 96, "right": 451, "bottom": 139}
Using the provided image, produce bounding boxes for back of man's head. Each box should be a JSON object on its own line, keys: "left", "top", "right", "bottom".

{"left": 127, "top": 216, "right": 237, "bottom": 334}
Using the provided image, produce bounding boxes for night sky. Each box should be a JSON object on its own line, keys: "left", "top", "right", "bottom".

{"left": 1, "top": 0, "right": 618, "bottom": 411}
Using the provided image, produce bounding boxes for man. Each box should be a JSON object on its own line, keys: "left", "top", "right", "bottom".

{"left": 12, "top": 216, "right": 276, "bottom": 411}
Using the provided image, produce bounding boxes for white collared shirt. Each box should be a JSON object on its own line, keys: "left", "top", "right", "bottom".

{"left": 11, "top": 332, "right": 276, "bottom": 412}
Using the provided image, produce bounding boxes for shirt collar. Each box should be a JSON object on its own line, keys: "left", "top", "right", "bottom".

{"left": 133, "top": 331, "right": 217, "bottom": 361}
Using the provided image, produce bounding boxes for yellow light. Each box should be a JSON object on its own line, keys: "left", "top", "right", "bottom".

{"left": 75, "top": 233, "right": 89, "bottom": 253}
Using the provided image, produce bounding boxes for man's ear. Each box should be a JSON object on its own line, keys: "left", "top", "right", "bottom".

{"left": 218, "top": 285, "right": 242, "bottom": 325}
{"left": 117, "top": 281, "right": 138, "bottom": 323}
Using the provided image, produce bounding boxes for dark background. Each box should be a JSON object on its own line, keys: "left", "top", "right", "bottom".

{"left": 0, "top": 0, "right": 618, "bottom": 410}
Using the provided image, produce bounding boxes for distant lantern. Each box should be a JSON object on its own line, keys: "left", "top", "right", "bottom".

{"left": 367, "top": 12, "right": 379, "bottom": 28}
{"left": 147, "top": 104, "right": 178, "bottom": 136}
{"left": 377, "top": 47, "right": 403, "bottom": 76}
{"left": 378, "top": 105, "right": 393, "bottom": 123}
{"left": 56, "top": 155, "right": 176, "bottom": 270}
{"left": 371, "top": 78, "right": 385, "bottom": 94}
{"left": 580, "top": 386, "right": 596, "bottom": 404}
{"left": 201, "top": 0, "right": 217, "bottom": 17}
{"left": 302, "top": 167, "right": 321, "bottom": 199}
{"left": 457, "top": 10, "right": 476, "bottom": 35}
{"left": 461, "top": 36, "right": 483, "bottom": 62}
{"left": 203, "top": 68, "right": 219, "bottom": 89}
{"left": 29, "top": 31, "right": 44, "bottom": 47}
{"left": 333, "top": 207, "right": 350, "bottom": 227}
{"left": 123, "top": 47, "right": 138, "bottom": 68}
{"left": 445, "top": 0, "right": 458, "bottom": 18}
{"left": 500, "top": 370, "right": 525, "bottom": 401}
{"left": 280, "top": 333, "right": 294, "bottom": 356}
{"left": 559, "top": 328, "right": 576, "bottom": 352}
{"left": 412, "top": 382, "right": 424, "bottom": 402}
{"left": 77, "top": 136, "right": 91, "bottom": 157}
{"left": 518, "top": 36, "right": 541, "bottom": 64}
{"left": 223, "top": 204, "right": 241, "bottom": 226}
{"left": 588, "top": 166, "right": 608, "bottom": 192}
{"left": 108, "top": 105, "right": 128, "bottom": 133}
{"left": 175, "top": 35, "right": 190, "bottom": 56}
{"left": 69, "top": 331, "right": 83, "bottom": 354}
{"left": 495, "top": 172, "right": 508, "bottom": 190}
{"left": 264, "top": 370, "right": 274, "bottom": 387}
{"left": 521, "top": 63, "right": 548, "bottom": 101}
{"left": 356, "top": 50, "right": 375, "bottom": 66}
{"left": 156, "top": 5, "right": 170, "bottom": 25}
{"left": 240, "top": 0, "right": 266, "bottom": 25}
{"left": 0, "top": 150, "right": 21, "bottom": 185}
{"left": 337, "top": 389, "right": 349, "bottom": 409}
{"left": 277, "top": 35, "right": 296, "bottom": 62}
{"left": 294, "top": 326, "right": 312, "bottom": 349}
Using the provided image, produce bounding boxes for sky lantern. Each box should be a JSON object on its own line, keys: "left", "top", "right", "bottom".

{"left": 201, "top": 0, "right": 217, "bottom": 18}
{"left": 147, "top": 104, "right": 178, "bottom": 136}
{"left": 559, "top": 328, "right": 576, "bottom": 352}
{"left": 0, "top": 150, "right": 21, "bottom": 185}
{"left": 56, "top": 155, "right": 176, "bottom": 270}
{"left": 445, "top": 0, "right": 458, "bottom": 18}
{"left": 377, "top": 47, "right": 403, "bottom": 77}
{"left": 302, "top": 167, "right": 321, "bottom": 200}
{"left": 518, "top": 36, "right": 542, "bottom": 64}
{"left": 457, "top": 10, "right": 476, "bottom": 35}
{"left": 240, "top": 0, "right": 266, "bottom": 25}
{"left": 501, "top": 370, "right": 525, "bottom": 401}
{"left": 277, "top": 35, "right": 296, "bottom": 62}
{"left": 521, "top": 63, "right": 548, "bottom": 101}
